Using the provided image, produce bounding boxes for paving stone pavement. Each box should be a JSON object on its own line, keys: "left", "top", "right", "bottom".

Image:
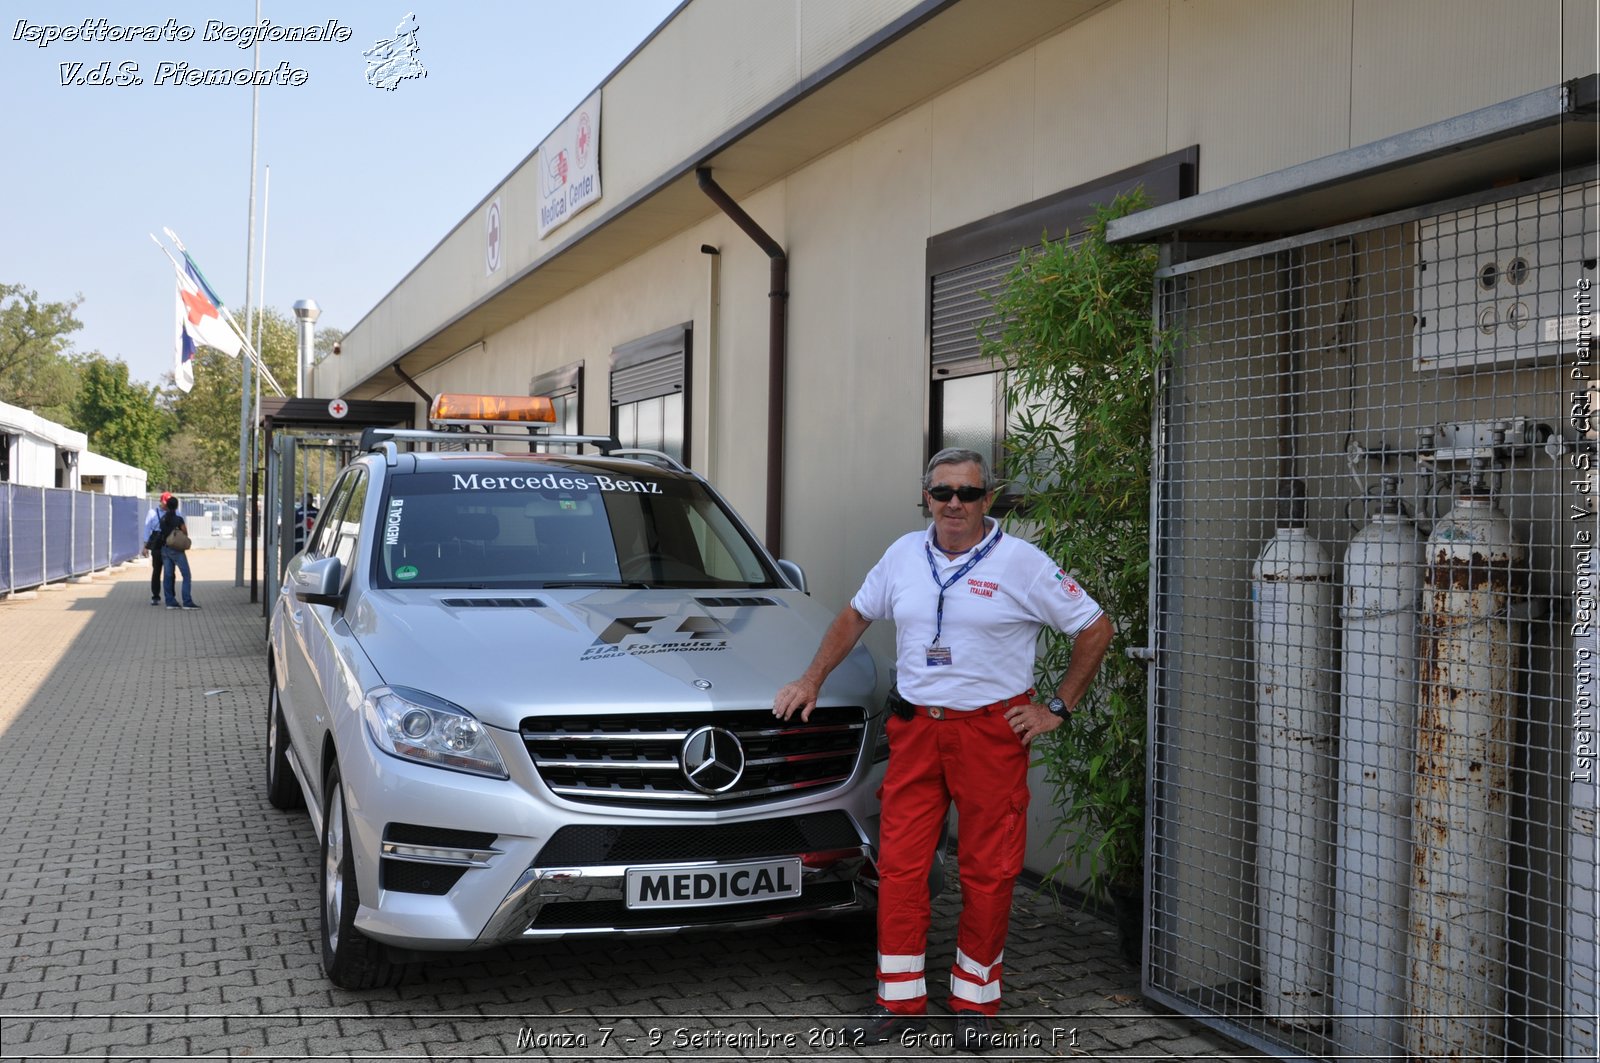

{"left": 0, "top": 551, "right": 1259, "bottom": 1062}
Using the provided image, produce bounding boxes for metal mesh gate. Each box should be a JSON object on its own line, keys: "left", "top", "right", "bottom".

{"left": 1144, "top": 171, "right": 1598, "bottom": 1059}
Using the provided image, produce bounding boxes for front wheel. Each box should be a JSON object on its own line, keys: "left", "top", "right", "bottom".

{"left": 320, "top": 764, "right": 405, "bottom": 988}
{"left": 265, "top": 680, "right": 303, "bottom": 810}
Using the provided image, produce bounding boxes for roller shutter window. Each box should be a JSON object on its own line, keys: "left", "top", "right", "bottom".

{"left": 925, "top": 148, "right": 1197, "bottom": 503}
{"left": 610, "top": 324, "right": 690, "bottom": 464}
{"left": 531, "top": 361, "right": 583, "bottom": 454}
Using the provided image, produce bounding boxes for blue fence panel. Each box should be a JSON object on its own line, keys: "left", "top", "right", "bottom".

{"left": 11, "top": 487, "right": 45, "bottom": 591}
{"left": 93, "top": 495, "right": 109, "bottom": 569}
{"left": 44, "top": 490, "right": 71, "bottom": 583}
{"left": 112, "top": 495, "right": 141, "bottom": 563}
{"left": 72, "top": 492, "right": 92, "bottom": 576}
{"left": 0, "top": 486, "right": 10, "bottom": 594}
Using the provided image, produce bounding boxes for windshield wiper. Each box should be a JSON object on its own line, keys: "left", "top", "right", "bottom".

{"left": 540, "top": 580, "right": 652, "bottom": 589}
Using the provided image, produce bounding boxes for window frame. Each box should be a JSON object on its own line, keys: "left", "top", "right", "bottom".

{"left": 925, "top": 148, "right": 1198, "bottom": 508}
{"left": 530, "top": 361, "right": 584, "bottom": 451}
{"left": 609, "top": 323, "right": 691, "bottom": 465}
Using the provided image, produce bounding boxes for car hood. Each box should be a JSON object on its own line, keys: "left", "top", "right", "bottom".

{"left": 345, "top": 586, "right": 878, "bottom": 729}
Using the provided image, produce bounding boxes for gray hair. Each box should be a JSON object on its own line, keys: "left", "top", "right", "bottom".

{"left": 922, "top": 447, "right": 994, "bottom": 493}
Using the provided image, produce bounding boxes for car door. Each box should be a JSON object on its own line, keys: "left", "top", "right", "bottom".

{"left": 279, "top": 469, "right": 360, "bottom": 773}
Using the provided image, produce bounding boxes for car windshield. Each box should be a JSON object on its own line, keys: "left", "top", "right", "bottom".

{"left": 374, "top": 465, "right": 779, "bottom": 590}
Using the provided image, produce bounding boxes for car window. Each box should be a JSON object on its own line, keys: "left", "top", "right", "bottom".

{"left": 331, "top": 472, "right": 367, "bottom": 572}
{"left": 308, "top": 473, "right": 356, "bottom": 559}
{"left": 374, "top": 465, "right": 777, "bottom": 589}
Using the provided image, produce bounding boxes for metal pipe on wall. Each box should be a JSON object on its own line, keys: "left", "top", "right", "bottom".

{"left": 695, "top": 168, "right": 787, "bottom": 557}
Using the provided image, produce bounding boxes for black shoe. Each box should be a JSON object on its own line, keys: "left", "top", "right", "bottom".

{"left": 852, "top": 1004, "right": 926, "bottom": 1044}
{"left": 182, "top": 603, "right": 201, "bottom": 610}
{"left": 955, "top": 1012, "right": 999, "bottom": 1053}
{"left": 149, "top": 598, "right": 160, "bottom": 606}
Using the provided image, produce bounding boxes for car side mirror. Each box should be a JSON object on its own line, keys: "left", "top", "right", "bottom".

{"left": 776, "top": 558, "right": 807, "bottom": 594}
{"left": 292, "top": 556, "right": 345, "bottom": 606}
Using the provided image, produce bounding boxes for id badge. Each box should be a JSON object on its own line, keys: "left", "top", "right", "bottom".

{"left": 925, "top": 644, "right": 953, "bottom": 667}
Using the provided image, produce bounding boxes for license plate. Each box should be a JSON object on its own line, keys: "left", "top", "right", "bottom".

{"left": 625, "top": 858, "right": 802, "bottom": 909}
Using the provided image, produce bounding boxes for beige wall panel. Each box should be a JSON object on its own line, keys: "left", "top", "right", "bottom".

{"left": 1033, "top": 0, "right": 1171, "bottom": 197}
{"left": 1350, "top": 0, "right": 1600, "bottom": 144}
{"left": 784, "top": 107, "right": 934, "bottom": 618}
{"left": 928, "top": 50, "right": 1037, "bottom": 233}
{"left": 799, "top": 0, "right": 923, "bottom": 74}
{"left": 1167, "top": 0, "right": 1353, "bottom": 191}
{"left": 603, "top": 0, "right": 797, "bottom": 200}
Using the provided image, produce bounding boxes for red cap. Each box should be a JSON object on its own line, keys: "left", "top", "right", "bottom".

{"left": 159, "top": 492, "right": 172, "bottom": 504}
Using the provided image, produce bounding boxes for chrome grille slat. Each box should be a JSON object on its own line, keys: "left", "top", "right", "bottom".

{"left": 521, "top": 706, "right": 866, "bottom": 808}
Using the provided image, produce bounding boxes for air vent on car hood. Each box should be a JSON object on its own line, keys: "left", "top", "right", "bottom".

{"left": 440, "top": 597, "right": 547, "bottom": 608}
{"left": 693, "top": 596, "right": 779, "bottom": 608}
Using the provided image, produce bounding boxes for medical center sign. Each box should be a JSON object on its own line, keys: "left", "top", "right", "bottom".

{"left": 537, "top": 90, "right": 602, "bottom": 238}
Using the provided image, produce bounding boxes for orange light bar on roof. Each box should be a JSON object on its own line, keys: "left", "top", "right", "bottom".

{"left": 428, "top": 393, "right": 557, "bottom": 424}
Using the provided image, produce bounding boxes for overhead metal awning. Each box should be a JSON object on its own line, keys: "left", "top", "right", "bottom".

{"left": 258, "top": 397, "right": 415, "bottom": 433}
{"left": 1108, "top": 75, "right": 1598, "bottom": 245}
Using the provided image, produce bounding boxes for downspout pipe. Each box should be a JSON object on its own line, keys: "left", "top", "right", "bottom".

{"left": 696, "top": 167, "right": 787, "bottom": 556}
{"left": 393, "top": 364, "right": 434, "bottom": 407}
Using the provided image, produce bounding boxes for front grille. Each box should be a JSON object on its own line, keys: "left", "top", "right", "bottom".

{"left": 527, "top": 880, "right": 857, "bottom": 929}
{"left": 520, "top": 706, "right": 865, "bottom": 807}
{"left": 532, "top": 810, "right": 863, "bottom": 866}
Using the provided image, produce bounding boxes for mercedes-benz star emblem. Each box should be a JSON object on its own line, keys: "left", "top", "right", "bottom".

{"left": 680, "top": 725, "right": 745, "bottom": 794}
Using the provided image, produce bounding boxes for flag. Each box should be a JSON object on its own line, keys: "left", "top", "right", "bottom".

{"left": 174, "top": 254, "right": 242, "bottom": 358}
{"left": 173, "top": 286, "right": 195, "bottom": 393}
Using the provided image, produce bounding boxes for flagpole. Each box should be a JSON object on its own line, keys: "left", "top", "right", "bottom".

{"left": 236, "top": 0, "right": 262, "bottom": 587}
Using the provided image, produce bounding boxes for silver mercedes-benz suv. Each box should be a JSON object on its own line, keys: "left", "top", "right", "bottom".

{"left": 266, "top": 405, "right": 890, "bottom": 988}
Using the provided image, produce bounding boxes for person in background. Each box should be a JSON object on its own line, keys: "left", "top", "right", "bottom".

{"left": 159, "top": 494, "right": 199, "bottom": 611}
{"left": 772, "top": 448, "right": 1113, "bottom": 1053}
{"left": 141, "top": 492, "right": 175, "bottom": 606}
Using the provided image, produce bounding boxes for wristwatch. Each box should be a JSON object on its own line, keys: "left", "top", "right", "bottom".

{"left": 1046, "top": 696, "right": 1068, "bottom": 717}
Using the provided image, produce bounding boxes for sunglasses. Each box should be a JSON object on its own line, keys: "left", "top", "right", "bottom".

{"left": 927, "top": 484, "right": 989, "bottom": 503}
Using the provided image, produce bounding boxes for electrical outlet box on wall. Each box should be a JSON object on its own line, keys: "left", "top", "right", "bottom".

{"left": 1414, "top": 181, "right": 1597, "bottom": 373}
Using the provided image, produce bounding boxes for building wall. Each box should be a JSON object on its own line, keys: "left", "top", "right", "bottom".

{"left": 336, "top": 0, "right": 1597, "bottom": 884}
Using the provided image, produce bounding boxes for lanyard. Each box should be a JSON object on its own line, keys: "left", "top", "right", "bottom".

{"left": 923, "top": 527, "right": 1002, "bottom": 646}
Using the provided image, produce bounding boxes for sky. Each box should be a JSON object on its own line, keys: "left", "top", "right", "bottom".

{"left": 1, "top": 0, "right": 684, "bottom": 388}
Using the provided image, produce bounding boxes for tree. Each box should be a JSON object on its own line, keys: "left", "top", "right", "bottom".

{"left": 0, "top": 283, "right": 83, "bottom": 422}
{"left": 72, "top": 354, "right": 174, "bottom": 482}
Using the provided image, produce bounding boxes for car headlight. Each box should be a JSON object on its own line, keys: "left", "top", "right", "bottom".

{"left": 362, "top": 686, "right": 509, "bottom": 779}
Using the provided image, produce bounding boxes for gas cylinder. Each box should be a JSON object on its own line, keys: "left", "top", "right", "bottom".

{"left": 1408, "top": 477, "right": 1524, "bottom": 1060}
{"left": 1331, "top": 480, "right": 1423, "bottom": 1057}
{"left": 1252, "top": 480, "right": 1336, "bottom": 1029}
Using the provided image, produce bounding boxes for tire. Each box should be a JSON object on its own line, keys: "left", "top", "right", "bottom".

{"left": 320, "top": 764, "right": 405, "bottom": 989}
{"left": 265, "top": 680, "right": 303, "bottom": 810}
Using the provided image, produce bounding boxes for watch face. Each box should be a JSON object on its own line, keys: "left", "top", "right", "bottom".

{"left": 1047, "top": 698, "right": 1066, "bottom": 716}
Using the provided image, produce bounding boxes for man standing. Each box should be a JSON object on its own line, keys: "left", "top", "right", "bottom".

{"left": 140, "top": 492, "right": 174, "bottom": 606}
{"left": 773, "top": 448, "right": 1113, "bottom": 1053}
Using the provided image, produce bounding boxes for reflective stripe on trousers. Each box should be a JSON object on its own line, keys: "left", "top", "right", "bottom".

{"left": 874, "top": 708, "right": 1030, "bottom": 1016}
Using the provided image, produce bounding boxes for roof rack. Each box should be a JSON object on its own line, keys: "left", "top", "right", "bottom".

{"left": 607, "top": 447, "right": 689, "bottom": 473}
{"left": 359, "top": 426, "right": 619, "bottom": 459}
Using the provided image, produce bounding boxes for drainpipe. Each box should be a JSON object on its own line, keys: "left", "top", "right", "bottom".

{"left": 696, "top": 167, "right": 787, "bottom": 557}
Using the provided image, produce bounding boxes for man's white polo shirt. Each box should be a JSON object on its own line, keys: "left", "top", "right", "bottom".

{"left": 851, "top": 518, "right": 1103, "bottom": 710}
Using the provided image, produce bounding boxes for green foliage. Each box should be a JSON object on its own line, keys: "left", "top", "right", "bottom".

{"left": 72, "top": 355, "right": 175, "bottom": 483}
{"left": 163, "top": 306, "right": 300, "bottom": 491}
{"left": 0, "top": 283, "right": 84, "bottom": 422}
{"left": 984, "top": 191, "right": 1162, "bottom": 900}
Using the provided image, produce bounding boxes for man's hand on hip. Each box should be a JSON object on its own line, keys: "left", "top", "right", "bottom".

{"left": 1005, "top": 701, "right": 1065, "bottom": 746}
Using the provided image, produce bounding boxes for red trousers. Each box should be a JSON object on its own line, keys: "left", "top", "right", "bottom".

{"left": 874, "top": 707, "right": 1031, "bottom": 1016}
